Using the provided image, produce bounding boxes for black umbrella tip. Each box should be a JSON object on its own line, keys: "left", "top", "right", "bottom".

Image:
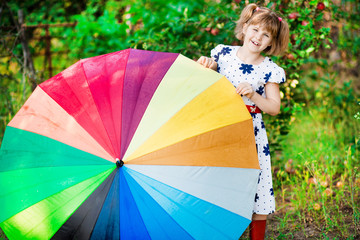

{"left": 116, "top": 159, "right": 124, "bottom": 168}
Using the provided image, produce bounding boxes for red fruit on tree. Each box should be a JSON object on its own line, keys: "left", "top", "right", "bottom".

{"left": 287, "top": 53, "right": 295, "bottom": 61}
{"left": 288, "top": 12, "right": 298, "bottom": 19}
{"left": 317, "top": 2, "right": 325, "bottom": 10}
{"left": 290, "top": 34, "right": 296, "bottom": 44}
{"left": 302, "top": 20, "right": 309, "bottom": 26}
{"left": 211, "top": 28, "right": 219, "bottom": 36}
{"left": 234, "top": 0, "right": 241, "bottom": 3}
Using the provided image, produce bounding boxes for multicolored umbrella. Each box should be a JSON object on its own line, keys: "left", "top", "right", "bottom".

{"left": 0, "top": 49, "right": 260, "bottom": 240}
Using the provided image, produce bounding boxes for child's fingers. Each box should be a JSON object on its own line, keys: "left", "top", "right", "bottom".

{"left": 235, "top": 86, "right": 242, "bottom": 94}
{"left": 204, "top": 58, "right": 212, "bottom": 68}
{"left": 236, "top": 83, "right": 254, "bottom": 97}
{"left": 197, "top": 56, "right": 207, "bottom": 65}
{"left": 209, "top": 60, "right": 217, "bottom": 69}
{"left": 239, "top": 89, "right": 248, "bottom": 96}
{"left": 197, "top": 56, "right": 215, "bottom": 68}
{"left": 197, "top": 56, "right": 206, "bottom": 65}
{"left": 236, "top": 84, "right": 245, "bottom": 93}
{"left": 204, "top": 58, "right": 210, "bottom": 68}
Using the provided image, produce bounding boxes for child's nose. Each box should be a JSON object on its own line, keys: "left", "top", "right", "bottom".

{"left": 255, "top": 33, "right": 262, "bottom": 40}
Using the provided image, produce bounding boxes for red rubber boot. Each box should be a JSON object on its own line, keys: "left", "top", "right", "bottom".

{"left": 249, "top": 220, "right": 266, "bottom": 240}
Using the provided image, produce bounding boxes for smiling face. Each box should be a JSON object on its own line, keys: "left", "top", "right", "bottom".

{"left": 242, "top": 24, "right": 273, "bottom": 54}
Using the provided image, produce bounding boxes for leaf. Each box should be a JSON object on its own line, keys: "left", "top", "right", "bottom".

{"left": 306, "top": 47, "right": 315, "bottom": 54}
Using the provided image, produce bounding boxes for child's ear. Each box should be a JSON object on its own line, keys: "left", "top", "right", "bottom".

{"left": 236, "top": 33, "right": 242, "bottom": 40}
{"left": 242, "top": 23, "right": 248, "bottom": 34}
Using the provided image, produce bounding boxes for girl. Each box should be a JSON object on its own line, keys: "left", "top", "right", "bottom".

{"left": 197, "top": 3, "right": 289, "bottom": 240}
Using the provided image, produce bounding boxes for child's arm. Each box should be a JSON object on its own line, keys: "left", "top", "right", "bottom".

{"left": 236, "top": 82, "right": 281, "bottom": 116}
{"left": 197, "top": 56, "right": 217, "bottom": 71}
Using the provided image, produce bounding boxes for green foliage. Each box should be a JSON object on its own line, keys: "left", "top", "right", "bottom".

{"left": 123, "top": 0, "right": 239, "bottom": 56}
{"left": 331, "top": 0, "right": 360, "bottom": 58}
{"left": 62, "top": 0, "right": 128, "bottom": 58}
{"left": 5, "top": 0, "right": 87, "bottom": 24}
{"left": 62, "top": 0, "right": 240, "bottom": 58}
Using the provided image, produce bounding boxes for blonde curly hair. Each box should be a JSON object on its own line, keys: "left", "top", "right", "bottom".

{"left": 234, "top": 3, "right": 289, "bottom": 56}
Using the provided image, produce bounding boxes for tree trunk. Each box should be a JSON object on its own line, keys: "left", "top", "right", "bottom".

{"left": 18, "top": 9, "right": 37, "bottom": 91}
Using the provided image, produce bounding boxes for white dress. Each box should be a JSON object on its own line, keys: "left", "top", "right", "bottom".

{"left": 211, "top": 44, "right": 286, "bottom": 215}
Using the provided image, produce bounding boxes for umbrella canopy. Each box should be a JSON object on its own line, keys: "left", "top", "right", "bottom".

{"left": 0, "top": 49, "right": 260, "bottom": 240}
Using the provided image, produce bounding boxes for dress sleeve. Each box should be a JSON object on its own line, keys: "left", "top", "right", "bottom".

{"left": 268, "top": 66, "right": 286, "bottom": 84}
{"left": 210, "top": 44, "right": 224, "bottom": 62}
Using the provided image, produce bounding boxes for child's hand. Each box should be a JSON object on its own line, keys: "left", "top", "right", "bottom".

{"left": 236, "top": 83, "right": 255, "bottom": 99}
{"left": 197, "top": 56, "right": 217, "bottom": 71}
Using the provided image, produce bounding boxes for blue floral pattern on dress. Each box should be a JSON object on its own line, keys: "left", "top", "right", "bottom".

{"left": 270, "top": 188, "right": 274, "bottom": 196}
{"left": 255, "top": 193, "right": 259, "bottom": 202}
{"left": 256, "top": 86, "right": 264, "bottom": 95}
{"left": 239, "top": 64, "right": 254, "bottom": 74}
{"left": 264, "top": 72, "right": 272, "bottom": 83}
{"left": 221, "top": 47, "right": 232, "bottom": 55}
{"left": 254, "top": 126, "right": 259, "bottom": 136}
{"left": 258, "top": 172, "right": 262, "bottom": 184}
{"left": 213, "top": 46, "right": 232, "bottom": 64}
{"left": 263, "top": 144, "right": 270, "bottom": 156}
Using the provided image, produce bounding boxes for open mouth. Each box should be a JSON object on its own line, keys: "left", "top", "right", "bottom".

{"left": 251, "top": 40, "right": 260, "bottom": 46}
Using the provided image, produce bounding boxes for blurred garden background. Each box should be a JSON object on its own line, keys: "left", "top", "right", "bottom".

{"left": 0, "top": 0, "right": 359, "bottom": 239}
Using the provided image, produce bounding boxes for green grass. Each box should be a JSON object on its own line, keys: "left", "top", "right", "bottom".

{"left": 264, "top": 101, "right": 360, "bottom": 239}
